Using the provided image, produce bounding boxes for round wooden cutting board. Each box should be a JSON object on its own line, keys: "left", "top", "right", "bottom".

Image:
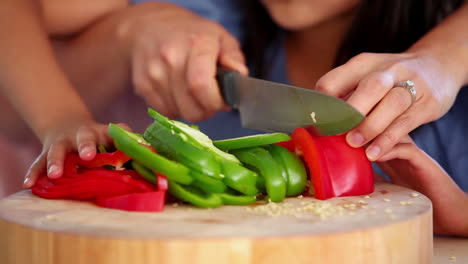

{"left": 0, "top": 183, "right": 432, "bottom": 264}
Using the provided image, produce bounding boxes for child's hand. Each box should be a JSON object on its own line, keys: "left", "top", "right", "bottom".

{"left": 377, "top": 135, "right": 468, "bottom": 236}
{"left": 23, "top": 120, "right": 129, "bottom": 188}
{"left": 118, "top": 2, "right": 248, "bottom": 122}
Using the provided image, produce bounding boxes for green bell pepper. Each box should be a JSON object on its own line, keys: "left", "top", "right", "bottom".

{"left": 266, "top": 144, "right": 307, "bottom": 196}
{"left": 220, "top": 159, "right": 258, "bottom": 196}
{"left": 213, "top": 133, "right": 291, "bottom": 150}
{"left": 108, "top": 124, "right": 192, "bottom": 184}
{"left": 144, "top": 120, "right": 222, "bottom": 179}
{"left": 218, "top": 189, "right": 257, "bottom": 205}
{"left": 168, "top": 180, "right": 223, "bottom": 208}
{"left": 231, "top": 147, "right": 286, "bottom": 202}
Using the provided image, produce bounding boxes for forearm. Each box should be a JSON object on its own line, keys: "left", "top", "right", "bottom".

{"left": 52, "top": 2, "right": 132, "bottom": 113}
{"left": 0, "top": 0, "right": 92, "bottom": 142}
{"left": 408, "top": 3, "right": 468, "bottom": 86}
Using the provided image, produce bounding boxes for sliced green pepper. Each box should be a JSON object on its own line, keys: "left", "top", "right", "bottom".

{"left": 148, "top": 108, "right": 239, "bottom": 163}
{"left": 144, "top": 121, "right": 222, "bottom": 179}
{"left": 231, "top": 147, "right": 286, "bottom": 202}
{"left": 218, "top": 189, "right": 257, "bottom": 205}
{"left": 108, "top": 124, "right": 192, "bottom": 185}
{"left": 220, "top": 159, "right": 258, "bottom": 196}
{"left": 266, "top": 144, "right": 307, "bottom": 196}
{"left": 213, "top": 133, "right": 291, "bottom": 150}
{"left": 131, "top": 161, "right": 156, "bottom": 184}
{"left": 168, "top": 180, "right": 223, "bottom": 208}
{"left": 190, "top": 171, "right": 226, "bottom": 193}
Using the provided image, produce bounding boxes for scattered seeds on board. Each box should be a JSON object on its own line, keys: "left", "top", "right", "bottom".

{"left": 249, "top": 199, "right": 346, "bottom": 219}
{"left": 363, "top": 195, "right": 371, "bottom": 199}
{"left": 384, "top": 208, "right": 392, "bottom": 214}
{"left": 383, "top": 198, "right": 391, "bottom": 202}
{"left": 399, "top": 201, "right": 407, "bottom": 206}
{"left": 449, "top": 256, "right": 456, "bottom": 261}
{"left": 410, "top": 193, "right": 419, "bottom": 197}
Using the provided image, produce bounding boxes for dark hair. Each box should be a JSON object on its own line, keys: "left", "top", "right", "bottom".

{"left": 241, "top": 0, "right": 465, "bottom": 78}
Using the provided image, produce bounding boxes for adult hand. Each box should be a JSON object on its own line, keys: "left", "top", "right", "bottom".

{"left": 316, "top": 51, "right": 464, "bottom": 161}
{"left": 22, "top": 119, "right": 129, "bottom": 188}
{"left": 118, "top": 2, "right": 248, "bottom": 122}
{"left": 377, "top": 136, "right": 468, "bottom": 236}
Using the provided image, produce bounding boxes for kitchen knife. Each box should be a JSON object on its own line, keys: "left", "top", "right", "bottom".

{"left": 216, "top": 68, "right": 364, "bottom": 136}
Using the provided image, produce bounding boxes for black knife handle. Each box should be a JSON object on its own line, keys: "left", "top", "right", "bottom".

{"left": 216, "top": 67, "right": 240, "bottom": 109}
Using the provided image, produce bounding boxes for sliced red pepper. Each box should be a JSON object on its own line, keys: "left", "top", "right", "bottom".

{"left": 292, "top": 127, "right": 374, "bottom": 200}
{"left": 77, "top": 150, "right": 131, "bottom": 169}
{"left": 275, "top": 140, "right": 296, "bottom": 153}
{"left": 95, "top": 191, "right": 166, "bottom": 212}
{"left": 32, "top": 176, "right": 145, "bottom": 199}
{"left": 157, "top": 173, "right": 168, "bottom": 191}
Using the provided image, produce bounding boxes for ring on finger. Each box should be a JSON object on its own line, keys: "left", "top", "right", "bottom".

{"left": 395, "top": 80, "right": 417, "bottom": 105}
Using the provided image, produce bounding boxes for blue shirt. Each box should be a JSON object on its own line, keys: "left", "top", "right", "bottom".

{"left": 132, "top": 0, "right": 468, "bottom": 191}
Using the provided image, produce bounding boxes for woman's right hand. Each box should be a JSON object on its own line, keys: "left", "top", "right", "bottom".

{"left": 23, "top": 119, "right": 128, "bottom": 188}
{"left": 118, "top": 2, "right": 248, "bottom": 122}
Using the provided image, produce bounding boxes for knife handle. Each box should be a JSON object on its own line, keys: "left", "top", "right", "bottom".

{"left": 216, "top": 67, "right": 239, "bottom": 109}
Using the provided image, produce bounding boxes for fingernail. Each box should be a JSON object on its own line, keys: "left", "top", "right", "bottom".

{"left": 48, "top": 165, "right": 59, "bottom": 177}
{"left": 347, "top": 132, "right": 364, "bottom": 147}
{"left": 80, "top": 146, "right": 94, "bottom": 159}
{"left": 23, "top": 177, "right": 31, "bottom": 188}
{"left": 366, "top": 145, "right": 381, "bottom": 161}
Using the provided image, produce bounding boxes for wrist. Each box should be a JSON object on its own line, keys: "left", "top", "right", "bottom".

{"left": 35, "top": 107, "right": 94, "bottom": 143}
{"left": 407, "top": 44, "right": 468, "bottom": 88}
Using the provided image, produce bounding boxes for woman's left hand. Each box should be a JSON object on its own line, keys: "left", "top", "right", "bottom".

{"left": 377, "top": 136, "right": 468, "bottom": 236}
{"left": 316, "top": 50, "right": 465, "bottom": 161}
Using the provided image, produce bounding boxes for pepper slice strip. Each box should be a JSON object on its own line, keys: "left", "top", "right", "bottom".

{"left": 77, "top": 150, "right": 131, "bottom": 169}
{"left": 95, "top": 172, "right": 168, "bottom": 212}
{"left": 190, "top": 171, "right": 227, "bottom": 193}
{"left": 144, "top": 120, "right": 222, "bottom": 179}
{"left": 231, "top": 147, "right": 286, "bottom": 202}
{"left": 213, "top": 133, "right": 291, "bottom": 150}
{"left": 168, "top": 180, "right": 223, "bottom": 208}
{"left": 108, "top": 124, "right": 193, "bottom": 185}
{"left": 32, "top": 174, "right": 150, "bottom": 200}
{"left": 292, "top": 127, "right": 374, "bottom": 200}
{"left": 148, "top": 108, "right": 239, "bottom": 164}
{"left": 218, "top": 189, "right": 257, "bottom": 205}
{"left": 220, "top": 159, "right": 258, "bottom": 196}
{"left": 266, "top": 144, "right": 307, "bottom": 196}
{"left": 132, "top": 161, "right": 156, "bottom": 184}
{"left": 95, "top": 191, "right": 166, "bottom": 212}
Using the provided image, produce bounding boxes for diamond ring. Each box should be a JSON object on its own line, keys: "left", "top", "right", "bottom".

{"left": 397, "top": 80, "right": 417, "bottom": 105}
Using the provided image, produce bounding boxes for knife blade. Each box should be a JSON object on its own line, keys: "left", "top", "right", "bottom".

{"left": 216, "top": 68, "right": 364, "bottom": 136}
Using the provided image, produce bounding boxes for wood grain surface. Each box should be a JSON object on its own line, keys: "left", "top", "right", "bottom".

{"left": 0, "top": 183, "right": 433, "bottom": 264}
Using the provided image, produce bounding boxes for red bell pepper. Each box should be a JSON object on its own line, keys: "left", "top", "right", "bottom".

{"left": 95, "top": 191, "right": 166, "bottom": 212}
{"left": 32, "top": 151, "right": 167, "bottom": 212}
{"left": 94, "top": 173, "right": 168, "bottom": 212}
{"left": 77, "top": 150, "right": 131, "bottom": 169}
{"left": 291, "top": 127, "right": 374, "bottom": 200}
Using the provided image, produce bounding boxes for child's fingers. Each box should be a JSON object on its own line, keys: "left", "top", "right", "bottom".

{"left": 23, "top": 153, "right": 46, "bottom": 188}
{"left": 46, "top": 142, "right": 67, "bottom": 179}
{"left": 76, "top": 126, "right": 98, "bottom": 161}
{"left": 377, "top": 143, "right": 419, "bottom": 162}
